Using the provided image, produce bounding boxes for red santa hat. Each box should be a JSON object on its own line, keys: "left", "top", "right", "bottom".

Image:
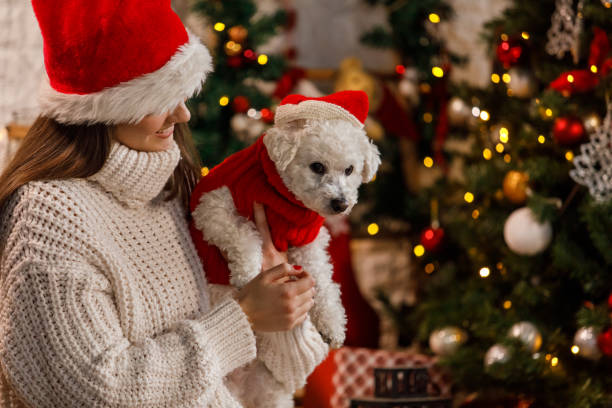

{"left": 31, "top": 0, "right": 213, "bottom": 125}
{"left": 274, "top": 90, "right": 369, "bottom": 129}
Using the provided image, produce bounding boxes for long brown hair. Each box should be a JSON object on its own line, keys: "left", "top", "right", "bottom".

{"left": 0, "top": 116, "right": 202, "bottom": 216}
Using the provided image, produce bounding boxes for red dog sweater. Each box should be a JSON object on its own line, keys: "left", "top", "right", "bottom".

{"left": 189, "top": 135, "right": 325, "bottom": 285}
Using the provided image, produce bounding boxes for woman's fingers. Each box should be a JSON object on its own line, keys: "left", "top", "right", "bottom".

{"left": 253, "top": 202, "right": 273, "bottom": 245}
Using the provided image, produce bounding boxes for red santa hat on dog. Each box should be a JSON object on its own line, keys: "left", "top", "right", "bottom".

{"left": 31, "top": 0, "right": 212, "bottom": 125}
{"left": 274, "top": 90, "right": 369, "bottom": 129}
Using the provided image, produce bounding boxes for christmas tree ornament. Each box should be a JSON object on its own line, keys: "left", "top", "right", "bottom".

{"left": 429, "top": 327, "right": 468, "bottom": 356}
{"left": 398, "top": 67, "right": 420, "bottom": 106}
{"left": 226, "top": 56, "right": 243, "bottom": 68}
{"left": 602, "top": 0, "right": 612, "bottom": 6}
{"left": 608, "top": 292, "right": 612, "bottom": 309}
{"left": 598, "top": 328, "right": 612, "bottom": 356}
{"left": 508, "top": 321, "right": 543, "bottom": 352}
{"left": 334, "top": 58, "right": 382, "bottom": 111}
{"left": 546, "top": 0, "right": 584, "bottom": 64}
{"left": 570, "top": 101, "right": 612, "bottom": 202}
{"left": 420, "top": 226, "right": 445, "bottom": 251}
{"left": 228, "top": 25, "right": 248, "bottom": 43}
{"left": 573, "top": 326, "right": 602, "bottom": 360}
{"left": 232, "top": 95, "right": 250, "bottom": 113}
{"left": 496, "top": 38, "right": 523, "bottom": 68}
{"left": 553, "top": 116, "right": 586, "bottom": 145}
{"left": 503, "top": 207, "right": 553, "bottom": 256}
{"left": 503, "top": 171, "right": 530, "bottom": 204}
{"left": 448, "top": 97, "right": 471, "bottom": 126}
{"left": 224, "top": 41, "right": 242, "bottom": 56}
{"left": 507, "top": 68, "right": 537, "bottom": 98}
{"left": 582, "top": 112, "right": 601, "bottom": 134}
{"left": 484, "top": 344, "right": 510, "bottom": 368}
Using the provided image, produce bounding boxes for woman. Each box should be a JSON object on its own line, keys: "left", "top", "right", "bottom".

{"left": 0, "top": 1, "right": 328, "bottom": 407}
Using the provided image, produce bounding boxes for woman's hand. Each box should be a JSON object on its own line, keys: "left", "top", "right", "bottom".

{"left": 233, "top": 202, "right": 316, "bottom": 332}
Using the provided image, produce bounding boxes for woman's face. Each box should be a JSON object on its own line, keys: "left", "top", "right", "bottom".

{"left": 113, "top": 100, "right": 191, "bottom": 152}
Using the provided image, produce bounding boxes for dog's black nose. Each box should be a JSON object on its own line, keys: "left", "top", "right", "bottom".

{"left": 331, "top": 199, "right": 348, "bottom": 213}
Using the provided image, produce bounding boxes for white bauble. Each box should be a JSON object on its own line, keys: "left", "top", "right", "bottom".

{"left": 484, "top": 344, "right": 510, "bottom": 368}
{"left": 398, "top": 78, "right": 419, "bottom": 106}
{"left": 447, "top": 97, "right": 471, "bottom": 126}
{"left": 503, "top": 207, "right": 553, "bottom": 256}
{"left": 429, "top": 327, "right": 468, "bottom": 356}
{"left": 508, "top": 321, "right": 542, "bottom": 352}
{"left": 573, "top": 326, "right": 602, "bottom": 360}
{"left": 230, "top": 114, "right": 250, "bottom": 133}
{"left": 507, "top": 68, "right": 537, "bottom": 98}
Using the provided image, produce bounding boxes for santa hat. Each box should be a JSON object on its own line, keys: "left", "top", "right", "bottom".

{"left": 31, "top": 0, "right": 213, "bottom": 125}
{"left": 274, "top": 90, "right": 369, "bottom": 129}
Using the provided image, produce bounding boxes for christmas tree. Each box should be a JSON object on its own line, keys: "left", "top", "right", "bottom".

{"left": 369, "top": 0, "right": 612, "bottom": 406}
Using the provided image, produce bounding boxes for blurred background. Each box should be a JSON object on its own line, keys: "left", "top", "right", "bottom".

{"left": 2, "top": 0, "right": 611, "bottom": 407}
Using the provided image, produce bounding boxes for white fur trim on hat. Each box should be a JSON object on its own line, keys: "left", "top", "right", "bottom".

{"left": 274, "top": 100, "right": 364, "bottom": 129}
{"left": 38, "top": 30, "right": 213, "bottom": 125}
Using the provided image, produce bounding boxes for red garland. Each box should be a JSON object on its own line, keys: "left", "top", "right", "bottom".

{"left": 550, "top": 27, "right": 612, "bottom": 95}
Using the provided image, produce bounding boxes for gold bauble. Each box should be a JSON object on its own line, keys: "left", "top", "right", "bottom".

{"left": 228, "top": 25, "right": 248, "bottom": 43}
{"left": 503, "top": 171, "right": 530, "bottom": 204}
{"left": 335, "top": 57, "right": 382, "bottom": 111}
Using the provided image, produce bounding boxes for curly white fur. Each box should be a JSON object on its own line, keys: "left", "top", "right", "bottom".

{"left": 38, "top": 30, "right": 212, "bottom": 125}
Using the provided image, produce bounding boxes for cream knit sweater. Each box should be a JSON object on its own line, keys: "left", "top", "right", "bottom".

{"left": 0, "top": 139, "right": 327, "bottom": 407}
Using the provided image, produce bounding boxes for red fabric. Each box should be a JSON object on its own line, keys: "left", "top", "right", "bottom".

{"left": 374, "top": 85, "right": 420, "bottom": 141}
{"left": 31, "top": 0, "right": 188, "bottom": 94}
{"left": 189, "top": 135, "right": 325, "bottom": 285}
{"left": 280, "top": 91, "right": 369, "bottom": 125}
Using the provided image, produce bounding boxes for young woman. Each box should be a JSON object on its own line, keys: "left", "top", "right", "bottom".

{"left": 0, "top": 1, "right": 328, "bottom": 407}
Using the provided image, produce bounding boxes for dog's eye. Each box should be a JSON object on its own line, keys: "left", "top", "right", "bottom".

{"left": 345, "top": 165, "right": 354, "bottom": 176}
{"left": 310, "top": 162, "right": 326, "bottom": 175}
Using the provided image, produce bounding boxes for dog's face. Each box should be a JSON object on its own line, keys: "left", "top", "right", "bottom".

{"left": 264, "top": 119, "right": 381, "bottom": 217}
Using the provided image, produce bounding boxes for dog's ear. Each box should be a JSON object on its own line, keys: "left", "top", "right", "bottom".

{"left": 361, "top": 136, "right": 381, "bottom": 183}
{"left": 263, "top": 122, "right": 303, "bottom": 172}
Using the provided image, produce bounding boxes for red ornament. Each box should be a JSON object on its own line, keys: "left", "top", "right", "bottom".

{"left": 597, "top": 328, "right": 612, "bottom": 356}
{"left": 260, "top": 108, "right": 274, "bottom": 123}
{"left": 227, "top": 56, "right": 243, "bottom": 68}
{"left": 420, "top": 226, "right": 445, "bottom": 251}
{"left": 553, "top": 116, "right": 586, "bottom": 145}
{"left": 232, "top": 96, "right": 250, "bottom": 113}
{"left": 496, "top": 39, "right": 523, "bottom": 68}
{"left": 243, "top": 49, "right": 256, "bottom": 61}
{"left": 608, "top": 292, "right": 612, "bottom": 309}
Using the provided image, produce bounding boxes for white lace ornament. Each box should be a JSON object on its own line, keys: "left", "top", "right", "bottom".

{"left": 546, "top": 0, "right": 584, "bottom": 64}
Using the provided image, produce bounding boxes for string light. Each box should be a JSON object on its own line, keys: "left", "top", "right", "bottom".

{"left": 423, "top": 156, "right": 434, "bottom": 168}
{"left": 545, "top": 108, "right": 553, "bottom": 117}
{"left": 565, "top": 151, "right": 574, "bottom": 161}
{"left": 500, "top": 33, "right": 509, "bottom": 41}
{"left": 472, "top": 209, "right": 480, "bottom": 219}
{"left": 414, "top": 245, "right": 425, "bottom": 257}
{"left": 201, "top": 167, "right": 210, "bottom": 177}
{"left": 496, "top": 143, "right": 505, "bottom": 153}
{"left": 491, "top": 73, "right": 500, "bottom": 83}
{"left": 423, "top": 112, "right": 433, "bottom": 123}
{"left": 428, "top": 13, "right": 440, "bottom": 23}
{"left": 567, "top": 74, "right": 574, "bottom": 83}
{"left": 521, "top": 31, "right": 530, "bottom": 40}
{"left": 395, "top": 65, "right": 406, "bottom": 74}
{"left": 480, "top": 110, "right": 490, "bottom": 121}
{"left": 464, "top": 192, "right": 474, "bottom": 203}
{"left": 432, "top": 66, "right": 444, "bottom": 78}
{"left": 591, "top": 65, "right": 598, "bottom": 73}
{"left": 219, "top": 96, "right": 230, "bottom": 106}
{"left": 538, "top": 134, "right": 546, "bottom": 144}
{"left": 551, "top": 357, "right": 559, "bottom": 367}
{"left": 479, "top": 267, "right": 490, "bottom": 278}
{"left": 420, "top": 83, "right": 432, "bottom": 93}
{"left": 483, "top": 148, "right": 493, "bottom": 160}
{"left": 367, "top": 223, "right": 379, "bottom": 235}
{"left": 247, "top": 108, "right": 257, "bottom": 118}
{"left": 257, "top": 54, "right": 269, "bottom": 65}
{"left": 472, "top": 107, "right": 481, "bottom": 117}
{"left": 504, "top": 154, "right": 512, "bottom": 163}
{"left": 214, "top": 22, "right": 226, "bottom": 31}
{"left": 499, "top": 127, "right": 509, "bottom": 142}
{"left": 502, "top": 73, "right": 511, "bottom": 83}
{"left": 425, "top": 263, "right": 435, "bottom": 274}
{"left": 225, "top": 41, "right": 242, "bottom": 53}
{"left": 571, "top": 345, "right": 580, "bottom": 354}
{"left": 503, "top": 300, "right": 512, "bottom": 309}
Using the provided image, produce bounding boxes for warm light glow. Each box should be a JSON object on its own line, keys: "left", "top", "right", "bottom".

{"left": 491, "top": 73, "right": 500, "bottom": 83}
{"left": 423, "top": 112, "right": 433, "bottom": 123}
{"left": 201, "top": 167, "right": 210, "bottom": 177}
{"left": 538, "top": 135, "right": 546, "bottom": 144}
{"left": 472, "top": 209, "right": 480, "bottom": 219}
{"left": 214, "top": 22, "right": 226, "bottom": 31}
{"left": 502, "top": 73, "right": 511, "bottom": 83}
{"left": 571, "top": 345, "right": 580, "bottom": 354}
{"left": 420, "top": 83, "right": 432, "bottom": 93}
{"left": 367, "top": 223, "right": 379, "bottom": 235}
{"left": 247, "top": 108, "right": 257, "bottom": 118}
{"left": 521, "top": 31, "right": 530, "bottom": 40}
{"left": 425, "top": 263, "right": 435, "bottom": 274}
{"left": 464, "top": 192, "right": 475, "bottom": 203}
{"left": 591, "top": 65, "right": 598, "bottom": 73}
{"left": 395, "top": 65, "right": 406, "bottom": 74}
{"left": 480, "top": 110, "right": 490, "bottom": 121}
{"left": 479, "top": 267, "right": 490, "bottom": 278}
{"left": 545, "top": 108, "right": 553, "bottom": 117}
{"left": 495, "top": 143, "right": 505, "bottom": 153}
{"left": 257, "top": 54, "right": 269, "bottom": 65}
{"left": 501, "top": 33, "right": 508, "bottom": 41}
{"left": 226, "top": 41, "right": 242, "bottom": 52}
{"left": 414, "top": 245, "right": 425, "bottom": 257}
{"left": 565, "top": 151, "right": 574, "bottom": 161}
{"left": 503, "top": 300, "right": 512, "bottom": 309}
{"left": 551, "top": 357, "right": 559, "bottom": 367}
{"left": 472, "top": 107, "right": 481, "bottom": 117}
{"left": 499, "top": 127, "right": 509, "bottom": 142}
{"left": 219, "top": 96, "right": 230, "bottom": 106}
{"left": 545, "top": 354, "right": 552, "bottom": 361}
{"left": 483, "top": 148, "right": 493, "bottom": 160}
{"left": 424, "top": 157, "right": 434, "bottom": 168}
{"left": 504, "top": 154, "right": 512, "bottom": 163}
{"left": 429, "top": 13, "right": 440, "bottom": 23}
{"left": 567, "top": 74, "right": 574, "bottom": 83}
{"left": 606, "top": 1, "right": 612, "bottom": 7}
{"left": 432, "top": 66, "right": 444, "bottom": 78}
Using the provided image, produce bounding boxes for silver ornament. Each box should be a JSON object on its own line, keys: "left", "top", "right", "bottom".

{"left": 429, "top": 327, "right": 468, "bottom": 356}
{"left": 573, "top": 326, "right": 602, "bottom": 360}
{"left": 508, "top": 321, "right": 543, "bottom": 352}
{"left": 484, "top": 344, "right": 510, "bottom": 368}
{"left": 507, "top": 68, "right": 537, "bottom": 98}
{"left": 503, "top": 207, "right": 553, "bottom": 256}
{"left": 448, "top": 97, "right": 471, "bottom": 126}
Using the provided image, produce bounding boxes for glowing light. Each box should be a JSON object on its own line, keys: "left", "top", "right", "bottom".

{"left": 226, "top": 41, "right": 242, "bottom": 53}
{"left": 551, "top": 357, "right": 559, "bottom": 367}
{"left": 432, "top": 66, "right": 444, "bottom": 78}
{"left": 483, "top": 148, "right": 493, "bottom": 160}
{"left": 423, "top": 112, "right": 433, "bottom": 123}
{"left": 495, "top": 143, "right": 505, "bottom": 153}
{"left": 420, "top": 83, "right": 432, "bottom": 93}
{"left": 395, "top": 65, "right": 406, "bottom": 75}
{"left": 214, "top": 22, "right": 226, "bottom": 31}
{"left": 371, "top": 173, "right": 377, "bottom": 182}
{"left": 499, "top": 127, "right": 509, "bottom": 142}
{"left": 565, "top": 151, "right": 574, "bottom": 161}
{"left": 606, "top": 1, "right": 612, "bottom": 7}
{"left": 201, "top": 167, "right": 210, "bottom": 177}
{"left": 538, "top": 135, "right": 546, "bottom": 144}
{"left": 429, "top": 13, "right": 440, "bottom": 23}
{"left": 425, "top": 263, "right": 435, "bottom": 274}
{"left": 521, "top": 31, "right": 530, "bottom": 40}
{"left": 504, "top": 154, "right": 512, "bottom": 163}
{"left": 571, "top": 345, "right": 580, "bottom": 354}
{"left": 591, "top": 65, "right": 598, "bottom": 73}
{"left": 545, "top": 108, "right": 553, "bottom": 117}
{"left": 257, "top": 54, "right": 269, "bottom": 65}
{"left": 479, "top": 267, "right": 490, "bottom": 278}
{"left": 472, "top": 209, "right": 480, "bottom": 219}
{"left": 501, "top": 33, "right": 508, "bottom": 41}
{"left": 464, "top": 192, "right": 474, "bottom": 203}
{"left": 491, "top": 73, "right": 501, "bottom": 83}
{"left": 503, "top": 300, "right": 512, "bottom": 309}
{"left": 414, "top": 245, "right": 425, "bottom": 257}
{"left": 219, "top": 96, "right": 230, "bottom": 106}
{"left": 502, "top": 73, "right": 511, "bottom": 83}
{"left": 545, "top": 354, "right": 552, "bottom": 361}
{"left": 472, "top": 107, "right": 481, "bottom": 117}
{"left": 567, "top": 74, "right": 574, "bottom": 83}
{"left": 423, "top": 156, "right": 434, "bottom": 168}
{"left": 247, "top": 108, "right": 257, "bottom": 118}
{"left": 367, "top": 223, "right": 379, "bottom": 235}
{"left": 480, "top": 110, "right": 490, "bottom": 121}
